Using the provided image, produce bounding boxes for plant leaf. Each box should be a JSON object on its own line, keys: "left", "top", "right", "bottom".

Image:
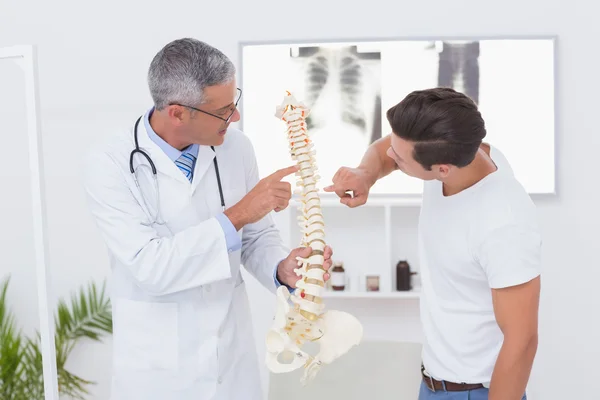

{"left": 0, "top": 277, "right": 112, "bottom": 399}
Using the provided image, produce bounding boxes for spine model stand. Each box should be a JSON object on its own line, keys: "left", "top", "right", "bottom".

{"left": 265, "top": 91, "right": 363, "bottom": 385}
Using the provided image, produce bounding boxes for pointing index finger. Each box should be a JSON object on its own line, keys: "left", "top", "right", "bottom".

{"left": 323, "top": 183, "right": 337, "bottom": 192}
{"left": 269, "top": 165, "right": 299, "bottom": 181}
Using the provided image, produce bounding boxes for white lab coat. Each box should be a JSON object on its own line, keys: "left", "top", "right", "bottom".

{"left": 82, "top": 116, "right": 289, "bottom": 400}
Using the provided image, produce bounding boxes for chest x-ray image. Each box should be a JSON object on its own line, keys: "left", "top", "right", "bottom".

{"left": 290, "top": 45, "right": 383, "bottom": 146}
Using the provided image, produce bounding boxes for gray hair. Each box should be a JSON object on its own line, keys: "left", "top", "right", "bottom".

{"left": 147, "top": 38, "right": 236, "bottom": 110}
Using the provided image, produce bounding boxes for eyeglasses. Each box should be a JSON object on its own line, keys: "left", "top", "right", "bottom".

{"left": 171, "top": 87, "right": 242, "bottom": 123}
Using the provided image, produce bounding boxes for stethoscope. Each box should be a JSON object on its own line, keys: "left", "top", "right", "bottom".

{"left": 129, "top": 116, "right": 225, "bottom": 225}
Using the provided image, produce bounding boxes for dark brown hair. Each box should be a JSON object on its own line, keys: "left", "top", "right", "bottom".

{"left": 386, "top": 87, "right": 486, "bottom": 170}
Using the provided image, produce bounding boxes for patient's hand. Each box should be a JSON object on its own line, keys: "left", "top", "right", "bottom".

{"left": 323, "top": 166, "right": 373, "bottom": 207}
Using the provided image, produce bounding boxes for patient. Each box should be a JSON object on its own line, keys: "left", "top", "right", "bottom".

{"left": 324, "top": 87, "right": 541, "bottom": 400}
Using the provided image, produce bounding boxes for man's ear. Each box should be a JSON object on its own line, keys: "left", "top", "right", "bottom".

{"left": 437, "top": 164, "right": 451, "bottom": 178}
{"left": 167, "top": 105, "right": 186, "bottom": 124}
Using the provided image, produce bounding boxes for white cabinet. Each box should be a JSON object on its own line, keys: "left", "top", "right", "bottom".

{"left": 286, "top": 195, "right": 422, "bottom": 300}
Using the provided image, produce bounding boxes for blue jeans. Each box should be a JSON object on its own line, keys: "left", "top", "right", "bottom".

{"left": 418, "top": 380, "right": 527, "bottom": 400}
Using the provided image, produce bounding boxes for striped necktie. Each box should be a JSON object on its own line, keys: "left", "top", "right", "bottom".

{"left": 175, "top": 152, "right": 197, "bottom": 182}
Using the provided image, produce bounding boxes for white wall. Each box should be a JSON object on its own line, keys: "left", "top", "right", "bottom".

{"left": 1, "top": 0, "right": 598, "bottom": 399}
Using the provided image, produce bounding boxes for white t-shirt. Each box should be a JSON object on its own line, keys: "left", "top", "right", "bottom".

{"left": 418, "top": 145, "right": 541, "bottom": 384}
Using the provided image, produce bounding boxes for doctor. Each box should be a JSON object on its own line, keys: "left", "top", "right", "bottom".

{"left": 82, "top": 38, "right": 332, "bottom": 400}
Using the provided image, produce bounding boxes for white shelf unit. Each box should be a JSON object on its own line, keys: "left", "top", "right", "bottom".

{"left": 287, "top": 195, "right": 423, "bottom": 299}
{"left": 322, "top": 290, "right": 420, "bottom": 299}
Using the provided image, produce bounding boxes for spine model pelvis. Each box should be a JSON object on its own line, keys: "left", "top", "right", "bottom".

{"left": 265, "top": 91, "right": 363, "bottom": 385}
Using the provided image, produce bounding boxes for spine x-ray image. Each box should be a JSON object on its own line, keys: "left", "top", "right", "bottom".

{"left": 435, "top": 41, "right": 480, "bottom": 104}
{"left": 290, "top": 46, "right": 382, "bottom": 145}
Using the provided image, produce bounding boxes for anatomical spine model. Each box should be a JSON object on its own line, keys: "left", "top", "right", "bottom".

{"left": 265, "top": 91, "right": 363, "bottom": 384}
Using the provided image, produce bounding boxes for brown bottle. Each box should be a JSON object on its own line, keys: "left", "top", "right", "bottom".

{"left": 330, "top": 262, "right": 346, "bottom": 291}
{"left": 396, "top": 260, "right": 417, "bottom": 291}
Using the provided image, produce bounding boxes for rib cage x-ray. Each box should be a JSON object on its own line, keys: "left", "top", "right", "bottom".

{"left": 290, "top": 46, "right": 382, "bottom": 145}
{"left": 434, "top": 41, "right": 480, "bottom": 104}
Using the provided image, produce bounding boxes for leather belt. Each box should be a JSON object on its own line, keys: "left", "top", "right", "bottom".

{"left": 421, "top": 366, "right": 484, "bottom": 392}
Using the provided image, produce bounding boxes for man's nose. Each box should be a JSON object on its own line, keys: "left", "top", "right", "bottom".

{"left": 230, "top": 108, "right": 241, "bottom": 123}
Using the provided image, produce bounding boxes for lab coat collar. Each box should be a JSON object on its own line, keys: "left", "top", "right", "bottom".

{"left": 191, "top": 145, "right": 218, "bottom": 193}
{"left": 136, "top": 112, "right": 216, "bottom": 188}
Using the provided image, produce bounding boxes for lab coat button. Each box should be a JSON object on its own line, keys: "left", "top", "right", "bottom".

{"left": 218, "top": 378, "right": 223, "bottom": 384}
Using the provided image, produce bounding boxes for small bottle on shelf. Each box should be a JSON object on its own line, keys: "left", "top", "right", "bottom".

{"left": 396, "top": 260, "right": 417, "bottom": 291}
{"left": 330, "top": 261, "right": 346, "bottom": 291}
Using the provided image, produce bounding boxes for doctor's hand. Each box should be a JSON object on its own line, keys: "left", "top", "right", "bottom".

{"left": 225, "top": 165, "right": 298, "bottom": 231}
{"left": 276, "top": 245, "right": 333, "bottom": 289}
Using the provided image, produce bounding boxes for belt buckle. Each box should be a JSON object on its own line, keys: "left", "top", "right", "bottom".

{"left": 421, "top": 364, "right": 436, "bottom": 392}
{"left": 428, "top": 375, "right": 436, "bottom": 393}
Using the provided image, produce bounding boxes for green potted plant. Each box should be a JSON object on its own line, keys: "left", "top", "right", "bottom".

{"left": 0, "top": 276, "right": 112, "bottom": 399}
